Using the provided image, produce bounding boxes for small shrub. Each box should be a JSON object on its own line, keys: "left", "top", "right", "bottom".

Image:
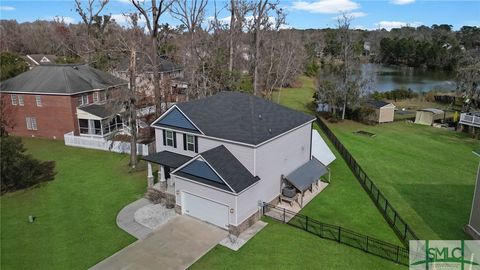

{"left": 0, "top": 136, "right": 56, "bottom": 194}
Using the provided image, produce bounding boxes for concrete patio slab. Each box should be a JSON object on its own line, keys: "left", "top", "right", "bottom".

{"left": 90, "top": 215, "right": 227, "bottom": 270}
{"left": 220, "top": 220, "right": 268, "bottom": 251}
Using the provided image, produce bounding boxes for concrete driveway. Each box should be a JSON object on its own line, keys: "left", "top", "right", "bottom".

{"left": 91, "top": 216, "right": 227, "bottom": 270}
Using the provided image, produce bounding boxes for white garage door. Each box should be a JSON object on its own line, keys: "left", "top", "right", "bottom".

{"left": 182, "top": 192, "right": 229, "bottom": 229}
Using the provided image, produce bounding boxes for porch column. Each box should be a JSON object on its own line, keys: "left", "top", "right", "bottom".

{"left": 147, "top": 162, "right": 154, "bottom": 188}
{"left": 159, "top": 165, "right": 166, "bottom": 183}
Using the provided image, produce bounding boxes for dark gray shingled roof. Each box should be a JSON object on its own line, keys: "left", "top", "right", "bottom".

{"left": 142, "top": 151, "right": 192, "bottom": 168}
{"left": 0, "top": 64, "right": 127, "bottom": 94}
{"left": 367, "top": 100, "right": 392, "bottom": 109}
{"left": 199, "top": 145, "right": 259, "bottom": 193}
{"left": 173, "top": 91, "right": 315, "bottom": 145}
{"left": 77, "top": 103, "right": 114, "bottom": 118}
{"left": 286, "top": 158, "right": 328, "bottom": 192}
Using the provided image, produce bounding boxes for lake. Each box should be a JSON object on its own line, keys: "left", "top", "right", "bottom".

{"left": 361, "top": 63, "right": 456, "bottom": 93}
{"left": 320, "top": 63, "right": 456, "bottom": 93}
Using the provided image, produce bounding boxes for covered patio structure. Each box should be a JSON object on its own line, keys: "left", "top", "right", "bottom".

{"left": 142, "top": 151, "right": 192, "bottom": 192}
{"left": 281, "top": 157, "right": 330, "bottom": 210}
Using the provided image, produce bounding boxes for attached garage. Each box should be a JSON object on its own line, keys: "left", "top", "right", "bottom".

{"left": 181, "top": 192, "right": 230, "bottom": 229}
{"left": 172, "top": 145, "right": 260, "bottom": 231}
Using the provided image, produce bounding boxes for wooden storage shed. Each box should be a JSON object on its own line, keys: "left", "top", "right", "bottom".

{"left": 366, "top": 101, "right": 395, "bottom": 123}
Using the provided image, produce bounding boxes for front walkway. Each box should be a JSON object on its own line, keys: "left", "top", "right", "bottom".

{"left": 91, "top": 216, "right": 228, "bottom": 270}
{"left": 116, "top": 198, "right": 153, "bottom": 240}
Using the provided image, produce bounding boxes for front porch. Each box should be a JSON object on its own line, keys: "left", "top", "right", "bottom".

{"left": 142, "top": 151, "right": 192, "bottom": 194}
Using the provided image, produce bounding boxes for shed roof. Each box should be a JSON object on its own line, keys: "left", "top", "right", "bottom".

{"left": 367, "top": 100, "right": 393, "bottom": 109}
{"left": 417, "top": 108, "right": 444, "bottom": 114}
{"left": 286, "top": 158, "right": 328, "bottom": 192}
{"left": 0, "top": 64, "right": 127, "bottom": 95}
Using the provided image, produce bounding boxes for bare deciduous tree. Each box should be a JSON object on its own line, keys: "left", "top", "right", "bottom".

{"left": 132, "top": 0, "right": 173, "bottom": 116}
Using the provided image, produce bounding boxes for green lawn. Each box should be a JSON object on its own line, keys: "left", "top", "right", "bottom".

{"left": 192, "top": 218, "right": 406, "bottom": 270}
{"left": 326, "top": 120, "right": 478, "bottom": 240}
{"left": 0, "top": 138, "right": 146, "bottom": 270}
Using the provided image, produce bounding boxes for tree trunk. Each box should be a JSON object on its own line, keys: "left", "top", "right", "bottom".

{"left": 253, "top": 21, "right": 261, "bottom": 96}
{"left": 152, "top": 34, "right": 162, "bottom": 117}
{"left": 129, "top": 49, "right": 138, "bottom": 168}
{"left": 228, "top": 0, "right": 235, "bottom": 73}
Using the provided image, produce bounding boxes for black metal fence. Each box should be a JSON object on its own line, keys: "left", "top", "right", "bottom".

{"left": 316, "top": 117, "right": 418, "bottom": 246}
{"left": 263, "top": 203, "right": 409, "bottom": 266}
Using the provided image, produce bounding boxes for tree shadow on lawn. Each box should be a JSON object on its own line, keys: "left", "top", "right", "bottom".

{"left": 394, "top": 183, "right": 474, "bottom": 240}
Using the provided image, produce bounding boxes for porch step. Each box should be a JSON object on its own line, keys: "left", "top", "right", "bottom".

{"left": 145, "top": 188, "right": 163, "bottom": 204}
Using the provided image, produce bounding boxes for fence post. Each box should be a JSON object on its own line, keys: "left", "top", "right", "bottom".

{"left": 393, "top": 211, "right": 397, "bottom": 226}
{"left": 396, "top": 246, "right": 400, "bottom": 263}
{"left": 306, "top": 216, "right": 309, "bottom": 232}
{"left": 377, "top": 189, "right": 380, "bottom": 203}
{"left": 283, "top": 208, "right": 286, "bottom": 223}
{"left": 338, "top": 227, "right": 341, "bottom": 243}
{"left": 404, "top": 224, "right": 408, "bottom": 241}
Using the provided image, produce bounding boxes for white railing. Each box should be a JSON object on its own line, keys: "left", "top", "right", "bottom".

{"left": 64, "top": 131, "right": 149, "bottom": 155}
{"left": 460, "top": 113, "right": 480, "bottom": 126}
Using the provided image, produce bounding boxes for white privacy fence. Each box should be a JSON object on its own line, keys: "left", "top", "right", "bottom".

{"left": 64, "top": 131, "right": 150, "bottom": 155}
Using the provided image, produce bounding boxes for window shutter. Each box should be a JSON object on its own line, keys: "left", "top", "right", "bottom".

{"left": 162, "top": 130, "right": 166, "bottom": 146}
{"left": 194, "top": 136, "right": 198, "bottom": 153}
{"left": 173, "top": 132, "right": 177, "bottom": 148}
{"left": 183, "top": 134, "right": 187, "bottom": 150}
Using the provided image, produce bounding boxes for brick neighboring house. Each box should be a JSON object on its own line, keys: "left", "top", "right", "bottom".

{"left": 0, "top": 64, "right": 127, "bottom": 139}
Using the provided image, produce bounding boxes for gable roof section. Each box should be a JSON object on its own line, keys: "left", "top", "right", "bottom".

{"left": 152, "top": 106, "right": 201, "bottom": 133}
{"left": 173, "top": 145, "right": 259, "bottom": 193}
{"left": 200, "top": 145, "right": 259, "bottom": 193}
{"left": 161, "top": 91, "right": 314, "bottom": 145}
{"left": 0, "top": 64, "right": 127, "bottom": 95}
{"left": 175, "top": 158, "right": 232, "bottom": 192}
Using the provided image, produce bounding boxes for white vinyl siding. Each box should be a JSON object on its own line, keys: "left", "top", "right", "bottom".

{"left": 166, "top": 130, "right": 174, "bottom": 147}
{"left": 35, "top": 95, "right": 42, "bottom": 107}
{"left": 11, "top": 94, "right": 17, "bottom": 105}
{"left": 186, "top": 134, "right": 195, "bottom": 151}
{"left": 26, "top": 117, "right": 37, "bottom": 130}
{"left": 18, "top": 95, "right": 24, "bottom": 106}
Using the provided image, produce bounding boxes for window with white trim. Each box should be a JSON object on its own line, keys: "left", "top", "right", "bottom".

{"left": 26, "top": 117, "right": 37, "bottom": 130}
{"left": 11, "top": 94, "right": 17, "bottom": 105}
{"left": 77, "top": 94, "right": 89, "bottom": 106}
{"left": 186, "top": 134, "right": 195, "bottom": 151}
{"left": 18, "top": 95, "right": 24, "bottom": 106}
{"left": 35, "top": 95, "right": 42, "bottom": 107}
{"left": 93, "top": 92, "right": 99, "bottom": 103}
{"left": 166, "top": 130, "right": 174, "bottom": 147}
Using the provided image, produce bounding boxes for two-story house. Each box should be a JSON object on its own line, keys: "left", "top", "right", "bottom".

{"left": 0, "top": 64, "right": 127, "bottom": 139}
{"left": 143, "top": 92, "right": 334, "bottom": 234}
